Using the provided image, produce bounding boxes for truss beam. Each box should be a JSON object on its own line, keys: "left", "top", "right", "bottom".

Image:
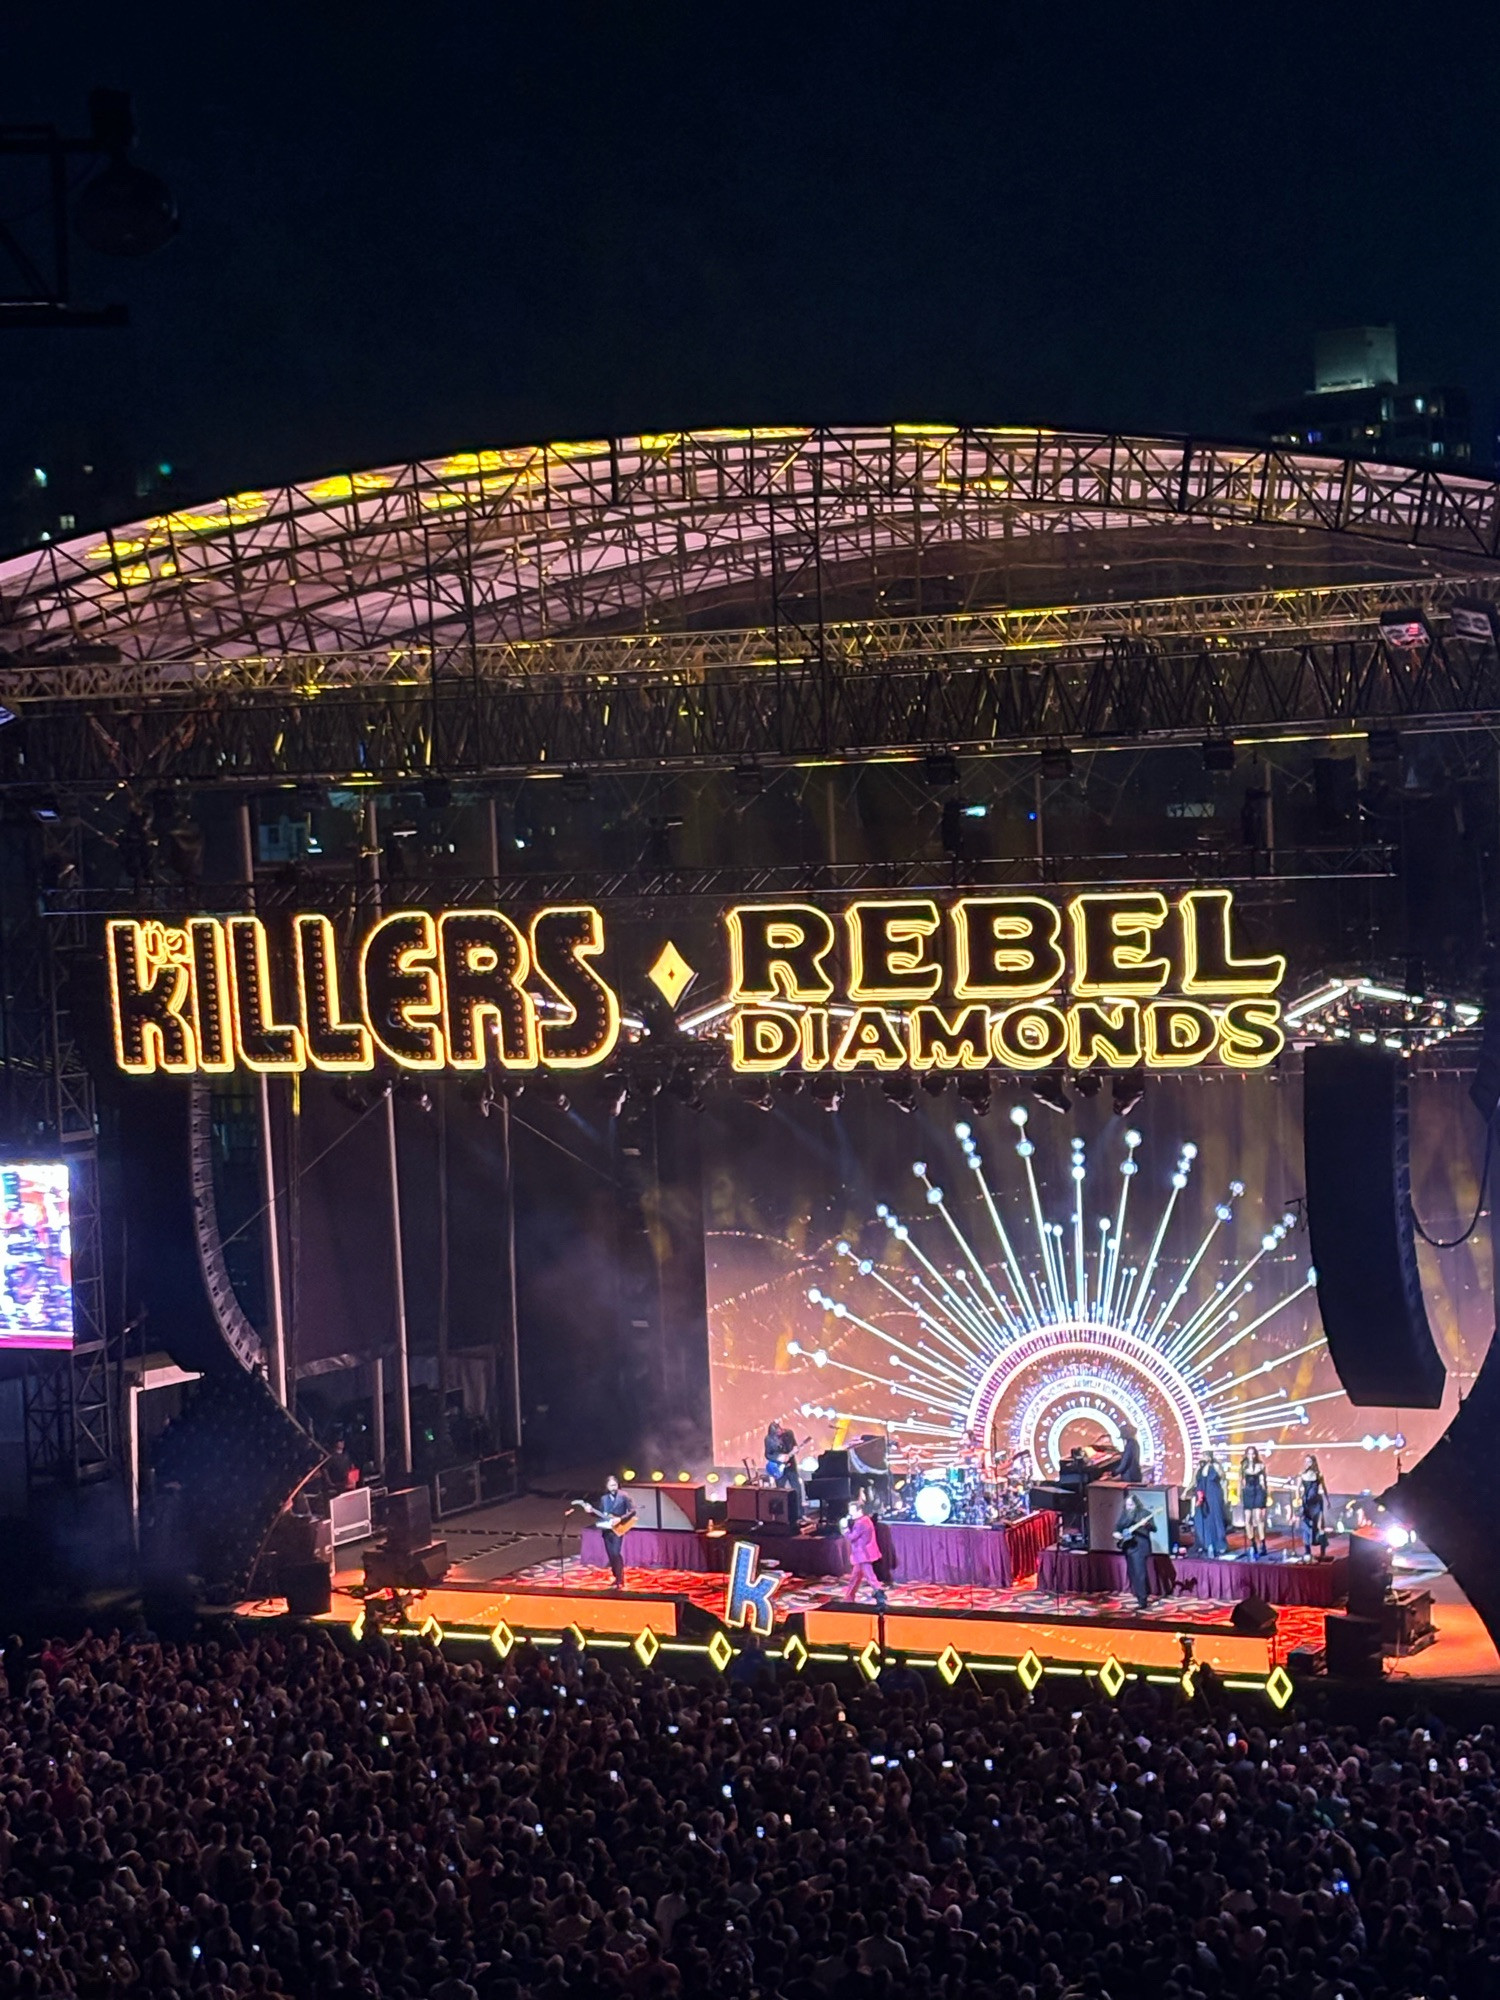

{"left": 5, "top": 633, "right": 1500, "bottom": 790}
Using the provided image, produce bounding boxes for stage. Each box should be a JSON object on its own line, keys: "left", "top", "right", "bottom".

{"left": 233, "top": 1488, "right": 1500, "bottom": 1691}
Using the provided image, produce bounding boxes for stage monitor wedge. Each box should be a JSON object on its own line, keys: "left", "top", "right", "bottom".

{"left": 1303, "top": 1044, "right": 1445, "bottom": 1409}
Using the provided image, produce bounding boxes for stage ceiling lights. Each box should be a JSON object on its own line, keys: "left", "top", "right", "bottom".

{"left": 1366, "top": 725, "right": 1403, "bottom": 765}
{"left": 560, "top": 769, "right": 593, "bottom": 801}
{"left": 1449, "top": 596, "right": 1500, "bottom": 647}
{"left": 1031, "top": 1071, "right": 1070, "bottom": 1115}
{"left": 1040, "top": 741, "right": 1073, "bottom": 781}
{"left": 734, "top": 1075, "right": 774, "bottom": 1111}
{"left": 1112, "top": 1077, "right": 1146, "bottom": 1120}
{"left": 733, "top": 762, "right": 766, "bottom": 797}
{"left": 956, "top": 1074, "right": 992, "bottom": 1117}
{"left": 923, "top": 752, "right": 960, "bottom": 788}
{"left": 881, "top": 1074, "right": 916, "bottom": 1114}
{"left": 1378, "top": 607, "right": 1434, "bottom": 651}
{"left": 1201, "top": 736, "right": 1237, "bottom": 773}
{"left": 808, "top": 1075, "right": 843, "bottom": 1112}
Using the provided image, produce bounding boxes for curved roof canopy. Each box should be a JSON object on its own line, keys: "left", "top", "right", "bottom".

{"left": 2, "top": 427, "right": 1499, "bottom": 678}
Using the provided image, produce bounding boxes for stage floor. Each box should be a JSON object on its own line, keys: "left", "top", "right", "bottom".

{"left": 234, "top": 1487, "right": 1500, "bottom": 1686}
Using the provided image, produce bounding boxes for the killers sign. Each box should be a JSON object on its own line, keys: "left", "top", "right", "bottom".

{"left": 105, "top": 887, "right": 1287, "bottom": 1079}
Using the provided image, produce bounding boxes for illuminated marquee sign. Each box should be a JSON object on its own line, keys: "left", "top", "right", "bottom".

{"left": 726, "top": 888, "right": 1286, "bottom": 1075}
{"left": 103, "top": 888, "right": 1286, "bottom": 1078}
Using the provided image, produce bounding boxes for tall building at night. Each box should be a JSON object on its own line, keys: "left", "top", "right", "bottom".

{"left": 1255, "top": 325, "right": 1471, "bottom": 467}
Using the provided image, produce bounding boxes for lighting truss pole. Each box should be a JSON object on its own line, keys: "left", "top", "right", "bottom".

{"left": 366, "top": 798, "right": 414, "bottom": 1478}
{"left": 236, "top": 801, "right": 288, "bottom": 1407}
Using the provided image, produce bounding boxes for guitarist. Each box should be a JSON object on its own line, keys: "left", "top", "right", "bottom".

{"left": 581, "top": 1475, "right": 637, "bottom": 1590}
{"left": 1115, "top": 1489, "right": 1155, "bottom": 1610}
{"left": 763, "top": 1420, "right": 805, "bottom": 1530}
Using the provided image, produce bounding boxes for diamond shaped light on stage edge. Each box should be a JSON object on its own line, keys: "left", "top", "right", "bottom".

{"left": 633, "top": 1626, "right": 661, "bottom": 1668}
{"left": 1098, "top": 1655, "right": 1126, "bottom": 1699}
{"left": 857, "top": 1640, "right": 883, "bottom": 1681}
{"left": 707, "top": 1629, "right": 735, "bottom": 1673}
{"left": 937, "top": 1644, "right": 964, "bottom": 1686}
{"left": 1265, "top": 1665, "right": 1294, "bottom": 1711}
{"left": 490, "top": 1620, "right": 515, "bottom": 1659}
{"left": 1016, "top": 1649, "right": 1044, "bottom": 1692}
{"left": 781, "top": 1632, "right": 808, "bottom": 1674}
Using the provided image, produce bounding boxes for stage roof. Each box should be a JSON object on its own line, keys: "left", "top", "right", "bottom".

{"left": 2, "top": 428, "right": 1500, "bottom": 700}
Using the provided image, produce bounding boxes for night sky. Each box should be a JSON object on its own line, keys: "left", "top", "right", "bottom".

{"left": 4, "top": 1, "right": 1497, "bottom": 501}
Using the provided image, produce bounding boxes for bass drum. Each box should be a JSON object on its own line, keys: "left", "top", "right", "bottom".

{"left": 913, "top": 1478, "right": 953, "bottom": 1526}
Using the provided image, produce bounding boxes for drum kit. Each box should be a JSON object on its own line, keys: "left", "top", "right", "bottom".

{"left": 892, "top": 1461, "right": 1030, "bottom": 1527}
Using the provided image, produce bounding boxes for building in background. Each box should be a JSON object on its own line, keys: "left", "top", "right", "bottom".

{"left": 1255, "top": 326, "right": 1471, "bottom": 467}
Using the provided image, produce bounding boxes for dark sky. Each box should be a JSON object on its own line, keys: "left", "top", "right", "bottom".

{"left": 4, "top": 0, "right": 1498, "bottom": 500}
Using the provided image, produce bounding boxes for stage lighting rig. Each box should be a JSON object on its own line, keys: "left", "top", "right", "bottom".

{"left": 1031, "top": 1072, "right": 1070, "bottom": 1114}
{"left": 1, "top": 90, "right": 177, "bottom": 329}
{"left": 923, "top": 752, "right": 959, "bottom": 788}
{"left": 1201, "top": 736, "right": 1236, "bottom": 773}
{"left": 956, "top": 1074, "right": 992, "bottom": 1118}
{"left": 1282, "top": 977, "right": 1479, "bottom": 1055}
{"left": 808, "top": 1075, "right": 843, "bottom": 1112}
{"left": 881, "top": 1074, "right": 916, "bottom": 1114}
{"left": 1111, "top": 1073, "right": 1145, "bottom": 1119}
{"left": 734, "top": 1076, "right": 774, "bottom": 1111}
{"left": 1040, "top": 741, "right": 1073, "bottom": 780}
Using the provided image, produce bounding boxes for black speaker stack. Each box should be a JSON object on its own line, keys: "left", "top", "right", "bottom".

{"left": 363, "top": 1486, "right": 449, "bottom": 1591}
{"left": 1303, "top": 1045, "right": 1445, "bottom": 1408}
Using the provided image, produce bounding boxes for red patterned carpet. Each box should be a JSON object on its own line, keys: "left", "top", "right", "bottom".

{"left": 503, "top": 1557, "right": 1329, "bottom": 1659}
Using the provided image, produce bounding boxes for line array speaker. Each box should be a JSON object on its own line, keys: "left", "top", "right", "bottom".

{"left": 1303, "top": 1044, "right": 1445, "bottom": 1408}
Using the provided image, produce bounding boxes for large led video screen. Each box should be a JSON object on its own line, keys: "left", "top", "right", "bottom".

{"left": 0, "top": 1164, "right": 74, "bottom": 1351}
{"left": 704, "top": 1071, "right": 1491, "bottom": 1500}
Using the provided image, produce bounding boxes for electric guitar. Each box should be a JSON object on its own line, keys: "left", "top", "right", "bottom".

{"left": 767, "top": 1436, "right": 811, "bottom": 1476}
{"left": 569, "top": 1498, "right": 637, "bottom": 1534}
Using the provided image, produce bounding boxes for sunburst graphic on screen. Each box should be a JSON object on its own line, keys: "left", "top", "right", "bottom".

{"left": 795, "top": 1108, "right": 1325, "bottom": 1484}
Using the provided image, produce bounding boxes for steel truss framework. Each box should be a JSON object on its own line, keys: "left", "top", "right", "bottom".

{"left": 6, "top": 629, "right": 1500, "bottom": 790}
{"left": 2, "top": 829, "right": 114, "bottom": 1486}
{"left": 4, "top": 428, "right": 1500, "bottom": 671}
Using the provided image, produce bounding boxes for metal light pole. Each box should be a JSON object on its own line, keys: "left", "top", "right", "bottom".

{"left": 366, "top": 797, "right": 414, "bottom": 1477}
{"left": 236, "top": 799, "right": 288, "bottom": 1406}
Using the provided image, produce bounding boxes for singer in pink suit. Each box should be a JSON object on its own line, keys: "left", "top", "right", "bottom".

{"left": 843, "top": 1502, "right": 887, "bottom": 1607}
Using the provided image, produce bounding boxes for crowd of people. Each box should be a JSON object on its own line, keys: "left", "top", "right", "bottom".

{"left": 0, "top": 1621, "right": 1493, "bottom": 2000}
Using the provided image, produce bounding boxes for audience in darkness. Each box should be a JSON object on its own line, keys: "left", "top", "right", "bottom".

{"left": 0, "top": 1624, "right": 1491, "bottom": 1999}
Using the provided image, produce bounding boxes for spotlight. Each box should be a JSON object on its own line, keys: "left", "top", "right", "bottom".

{"left": 1039, "top": 741, "right": 1073, "bottom": 780}
{"left": 920, "top": 1073, "right": 948, "bottom": 1097}
{"left": 29, "top": 792, "right": 60, "bottom": 823}
{"left": 706, "top": 1472, "right": 720, "bottom": 1485}
{"left": 808, "top": 1075, "right": 843, "bottom": 1112}
{"left": 881, "top": 1074, "right": 916, "bottom": 1114}
{"left": 677, "top": 1471, "right": 691, "bottom": 1482}
{"left": 1073, "top": 1071, "right": 1102, "bottom": 1099}
{"left": 1032, "top": 1071, "right": 1071, "bottom": 1115}
{"left": 71, "top": 157, "right": 177, "bottom": 257}
{"left": 1201, "top": 736, "right": 1236, "bottom": 773}
{"left": 651, "top": 1470, "right": 665, "bottom": 1482}
{"left": 956, "top": 1074, "right": 992, "bottom": 1117}
{"left": 734, "top": 1076, "right": 774, "bottom": 1111}
{"left": 601, "top": 1072, "right": 629, "bottom": 1118}
{"left": 732, "top": 1473, "right": 748, "bottom": 1487}
{"left": 923, "top": 751, "right": 959, "bottom": 788}
{"left": 1379, "top": 607, "right": 1433, "bottom": 650}
{"left": 666, "top": 1064, "right": 705, "bottom": 1112}
{"left": 622, "top": 1468, "right": 637, "bottom": 1482}
{"left": 1112, "top": 1072, "right": 1145, "bottom": 1118}
{"left": 1449, "top": 597, "right": 1500, "bottom": 647}
{"left": 0, "top": 708, "right": 17, "bottom": 728}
